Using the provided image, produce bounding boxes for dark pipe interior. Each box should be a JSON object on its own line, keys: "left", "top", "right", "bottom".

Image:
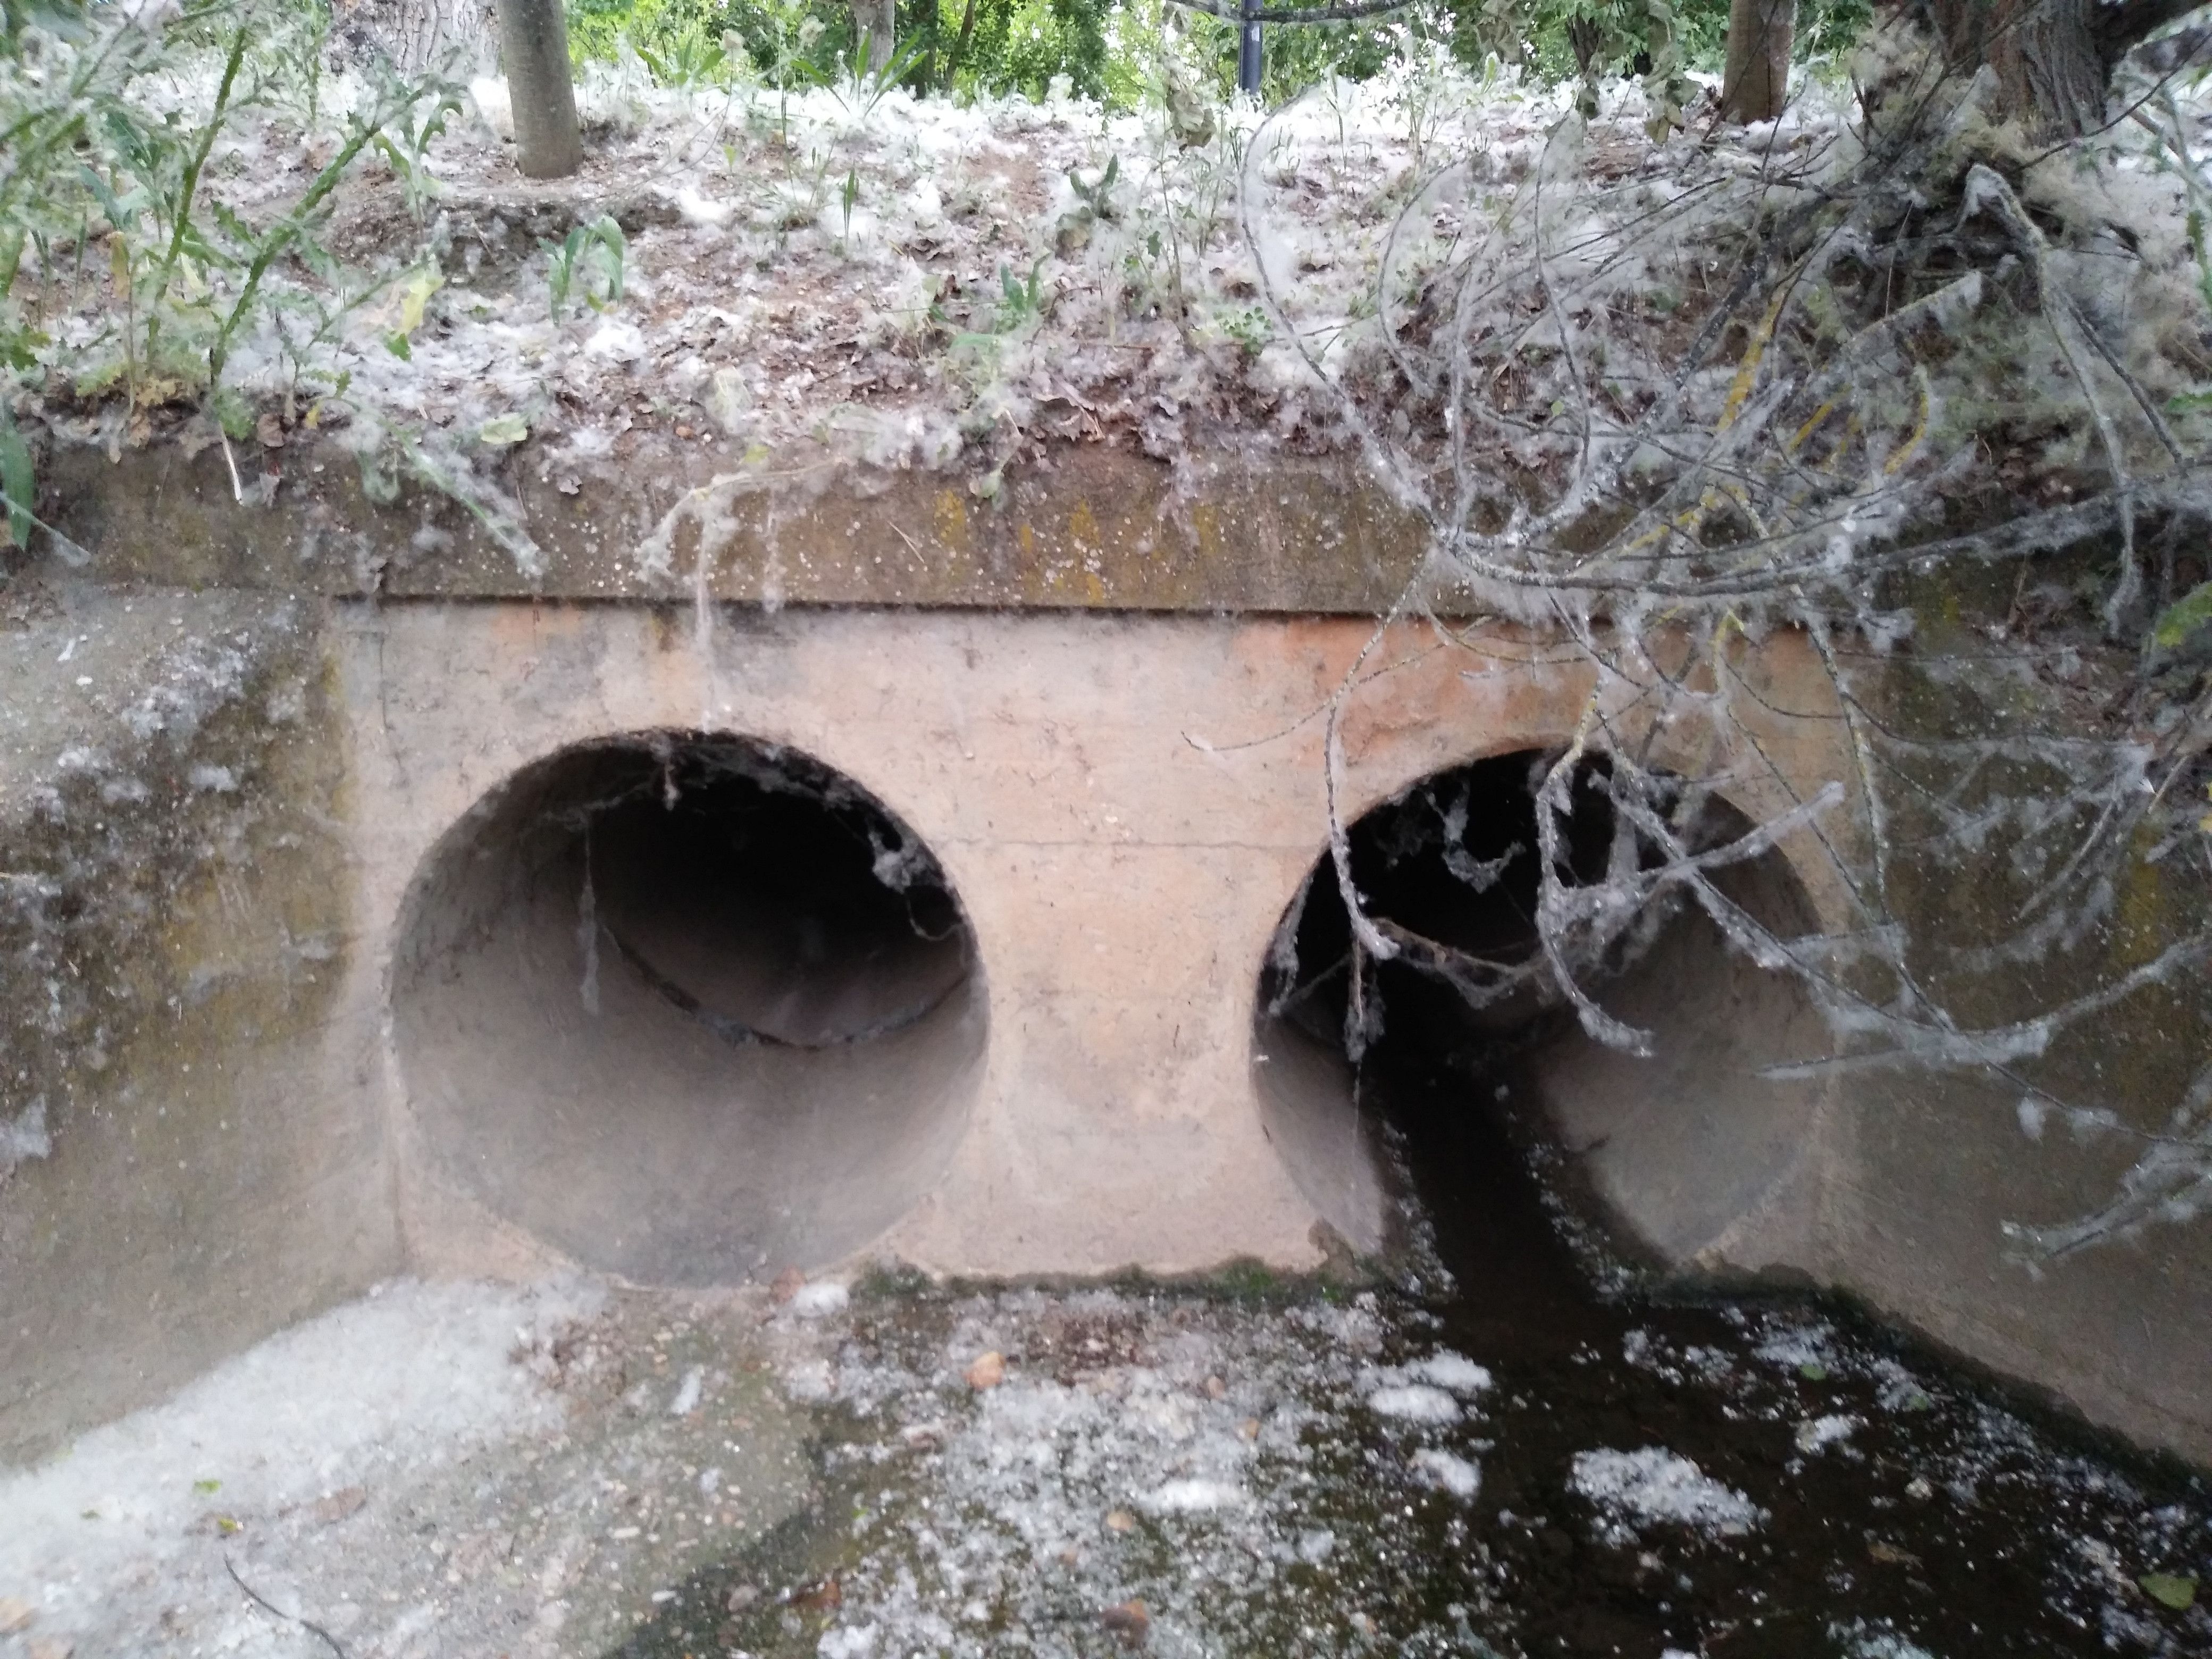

{"left": 586, "top": 740, "right": 969, "bottom": 1049}
{"left": 1255, "top": 748, "right": 1826, "bottom": 1275}
{"left": 392, "top": 733, "right": 984, "bottom": 1285}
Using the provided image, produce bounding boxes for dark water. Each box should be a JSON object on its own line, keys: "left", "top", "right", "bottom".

{"left": 1375, "top": 1031, "right": 2212, "bottom": 1658}
{"left": 604, "top": 1036, "right": 2210, "bottom": 1659}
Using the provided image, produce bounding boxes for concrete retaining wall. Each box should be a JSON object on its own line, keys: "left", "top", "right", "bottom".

{"left": 3, "top": 441, "right": 2207, "bottom": 1472}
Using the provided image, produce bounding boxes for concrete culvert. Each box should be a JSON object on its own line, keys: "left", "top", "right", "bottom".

{"left": 391, "top": 732, "right": 984, "bottom": 1284}
{"left": 1254, "top": 750, "right": 1830, "bottom": 1270}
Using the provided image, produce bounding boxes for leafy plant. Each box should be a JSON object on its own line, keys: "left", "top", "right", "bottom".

{"left": 1070, "top": 153, "right": 1120, "bottom": 219}
{"left": 992, "top": 255, "right": 1047, "bottom": 329}
{"left": 546, "top": 215, "right": 630, "bottom": 319}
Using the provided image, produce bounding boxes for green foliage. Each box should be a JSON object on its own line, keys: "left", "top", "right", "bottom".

{"left": 2152, "top": 581, "right": 2212, "bottom": 650}
{"left": 0, "top": 401, "right": 32, "bottom": 548}
{"left": 0, "top": 0, "right": 459, "bottom": 559}
{"left": 562, "top": 0, "right": 1876, "bottom": 112}
{"left": 545, "top": 214, "right": 629, "bottom": 319}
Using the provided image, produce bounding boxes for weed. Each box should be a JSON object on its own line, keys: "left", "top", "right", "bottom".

{"left": 546, "top": 215, "right": 629, "bottom": 320}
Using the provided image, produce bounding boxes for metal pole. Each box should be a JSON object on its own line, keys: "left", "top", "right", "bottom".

{"left": 1238, "top": 0, "right": 1263, "bottom": 95}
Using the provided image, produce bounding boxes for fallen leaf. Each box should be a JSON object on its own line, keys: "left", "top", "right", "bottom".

{"left": 966, "top": 1351, "right": 1005, "bottom": 1390}
{"left": 312, "top": 1486, "right": 367, "bottom": 1526}
{"left": 1202, "top": 1376, "right": 1226, "bottom": 1400}
{"left": 27, "top": 1639, "right": 71, "bottom": 1659}
{"left": 768, "top": 1267, "right": 805, "bottom": 1305}
{"left": 1237, "top": 1418, "right": 1261, "bottom": 1440}
{"left": 1098, "top": 1599, "right": 1149, "bottom": 1645}
{"left": 255, "top": 412, "right": 286, "bottom": 449}
{"left": 477, "top": 413, "right": 529, "bottom": 447}
{"left": 791, "top": 1577, "right": 841, "bottom": 1612}
{"left": 2140, "top": 1572, "right": 2197, "bottom": 1611}
{"left": 1104, "top": 1509, "right": 1136, "bottom": 1533}
{"left": 0, "top": 1598, "right": 33, "bottom": 1636}
{"left": 1798, "top": 1362, "right": 1828, "bottom": 1382}
{"left": 1867, "top": 1539, "right": 1920, "bottom": 1566}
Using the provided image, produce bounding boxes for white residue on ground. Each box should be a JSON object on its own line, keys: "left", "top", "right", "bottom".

{"left": 751, "top": 1284, "right": 1506, "bottom": 1659}
{"left": 1569, "top": 1446, "right": 1766, "bottom": 1539}
{"left": 0, "top": 1273, "right": 830, "bottom": 1659}
{"left": 0, "top": 1278, "right": 598, "bottom": 1648}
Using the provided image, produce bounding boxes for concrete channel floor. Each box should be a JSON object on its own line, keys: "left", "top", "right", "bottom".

{"left": 5, "top": 1268, "right": 2210, "bottom": 1659}
{"left": 0, "top": 1277, "right": 820, "bottom": 1659}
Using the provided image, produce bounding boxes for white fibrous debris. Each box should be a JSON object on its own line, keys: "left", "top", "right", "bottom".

{"left": 1795, "top": 1414, "right": 1861, "bottom": 1455}
{"left": 818, "top": 1623, "right": 879, "bottom": 1658}
{"left": 1139, "top": 1478, "right": 1249, "bottom": 1514}
{"left": 1570, "top": 1447, "right": 1766, "bottom": 1538}
{"left": 1829, "top": 1619, "right": 1941, "bottom": 1659}
{"left": 1407, "top": 1351, "right": 1494, "bottom": 1396}
{"left": 0, "top": 1278, "right": 600, "bottom": 1637}
{"left": 1365, "top": 1383, "right": 1462, "bottom": 1425}
{"left": 1755, "top": 1325, "right": 1834, "bottom": 1373}
{"left": 0, "top": 1100, "right": 51, "bottom": 1170}
{"left": 787, "top": 1280, "right": 851, "bottom": 1319}
{"left": 668, "top": 1364, "right": 705, "bottom": 1417}
{"left": 1410, "top": 1448, "right": 1482, "bottom": 1498}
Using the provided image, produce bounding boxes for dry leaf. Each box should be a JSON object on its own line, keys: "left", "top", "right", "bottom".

{"left": 0, "top": 1598, "right": 33, "bottom": 1636}
{"left": 1099, "top": 1599, "right": 1149, "bottom": 1645}
{"left": 791, "top": 1577, "right": 841, "bottom": 1612}
{"left": 255, "top": 413, "right": 287, "bottom": 449}
{"left": 1104, "top": 1509, "right": 1136, "bottom": 1533}
{"left": 312, "top": 1486, "right": 367, "bottom": 1526}
{"left": 966, "top": 1350, "right": 1005, "bottom": 1389}
{"left": 768, "top": 1267, "right": 805, "bottom": 1305}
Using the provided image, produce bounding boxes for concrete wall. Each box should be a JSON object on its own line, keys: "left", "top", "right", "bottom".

{"left": 2, "top": 443, "right": 2208, "bottom": 1472}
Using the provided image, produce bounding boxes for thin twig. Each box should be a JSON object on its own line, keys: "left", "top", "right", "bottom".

{"left": 223, "top": 1553, "right": 347, "bottom": 1659}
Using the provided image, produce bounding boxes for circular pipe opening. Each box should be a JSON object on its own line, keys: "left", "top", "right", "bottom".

{"left": 1254, "top": 750, "right": 1829, "bottom": 1269}
{"left": 391, "top": 733, "right": 984, "bottom": 1284}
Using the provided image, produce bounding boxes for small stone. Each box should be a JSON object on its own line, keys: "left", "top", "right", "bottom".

{"left": 1202, "top": 1376, "right": 1226, "bottom": 1400}
{"left": 768, "top": 1267, "right": 805, "bottom": 1305}
{"left": 1904, "top": 1476, "right": 1933, "bottom": 1501}
{"left": 1098, "top": 1599, "right": 1149, "bottom": 1645}
{"left": 966, "top": 1351, "right": 1005, "bottom": 1390}
{"left": 0, "top": 1598, "right": 32, "bottom": 1635}
{"left": 1237, "top": 1417, "right": 1261, "bottom": 1440}
{"left": 1104, "top": 1509, "right": 1136, "bottom": 1533}
{"left": 726, "top": 1585, "right": 760, "bottom": 1612}
{"left": 27, "top": 1640, "right": 72, "bottom": 1659}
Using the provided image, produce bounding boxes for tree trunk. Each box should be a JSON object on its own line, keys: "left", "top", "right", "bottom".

{"left": 1915, "top": 0, "right": 2206, "bottom": 138}
{"left": 495, "top": 0, "right": 582, "bottom": 179}
{"left": 332, "top": 0, "right": 499, "bottom": 74}
{"left": 1720, "top": 0, "right": 1793, "bottom": 123}
{"left": 850, "top": 0, "right": 895, "bottom": 76}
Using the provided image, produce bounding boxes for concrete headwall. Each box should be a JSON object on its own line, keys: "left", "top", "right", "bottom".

{"left": 2, "top": 440, "right": 2207, "bottom": 1471}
